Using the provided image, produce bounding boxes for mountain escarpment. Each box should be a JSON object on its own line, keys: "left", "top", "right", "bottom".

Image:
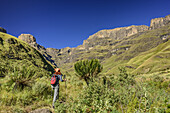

{"left": 17, "top": 15, "right": 170, "bottom": 74}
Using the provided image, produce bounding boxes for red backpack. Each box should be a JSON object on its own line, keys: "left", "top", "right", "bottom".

{"left": 51, "top": 74, "right": 58, "bottom": 85}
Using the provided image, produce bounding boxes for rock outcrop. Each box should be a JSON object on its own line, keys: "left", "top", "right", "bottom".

{"left": 45, "top": 15, "right": 170, "bottom": 68}
{"left": 18, "top": 34, "right": 58, "bottom": 67}
{"left": 87, "top": 25, "right": 148, "bottom": 40}
{"left": 0, "top": 32, "right": 54, "bottom": 72}
{"left": 18, "top": 34, "right": 46, "bottom": 51}
{"left": 0, "top": 27, "right": 7, "bottom": 33}
{"left": 18, "top": 34, "right": 36, "bottom": 44}
{"left": 82, "top": 25, "right": 149, "bottom": 49}
{"left": 45, "top": 25, "right": 150, "bottom": 66}
{"left": 150, "top": 15, "right": 170, "bottom": 29}
{"left": 46, "top": 47, "right": 73, "bottom": 66}
{"left": 18, "top": 14, "right": 170, "bottom": 68}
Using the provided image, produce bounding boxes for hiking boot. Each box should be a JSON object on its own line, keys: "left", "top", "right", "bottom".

{"left": 52, "top": 103, "right": 55, "bottom": 109}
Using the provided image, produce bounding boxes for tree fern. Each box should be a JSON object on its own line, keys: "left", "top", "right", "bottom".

{"left": 74, "top": 59, "right": 103, "bottom": 86}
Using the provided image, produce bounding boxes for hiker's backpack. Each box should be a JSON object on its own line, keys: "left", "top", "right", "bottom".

{"left": 51, "top": 74, "right": 58, "bottom": 86}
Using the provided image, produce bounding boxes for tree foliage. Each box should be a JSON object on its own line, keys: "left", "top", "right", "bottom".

{"left": 74, "top": 59, "right": 103, "bottom": 85}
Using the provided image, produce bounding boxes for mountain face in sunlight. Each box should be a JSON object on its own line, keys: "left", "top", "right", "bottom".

{"left": 14, "top": 15, "right": 170, "bottom": 75}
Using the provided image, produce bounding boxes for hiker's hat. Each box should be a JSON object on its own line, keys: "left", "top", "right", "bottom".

{"left": 55, "top": 68, "right": 60, "bottom": 72}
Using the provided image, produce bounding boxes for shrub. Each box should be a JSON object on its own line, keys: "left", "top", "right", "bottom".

{"left": 4, "top": 65, "right": 35, "bottom": 91}
{"left": 32, "top": 76, "right": 51, "bottom": 98}
{"left": 74, "top": 59, "right": 103, "bottom": 86}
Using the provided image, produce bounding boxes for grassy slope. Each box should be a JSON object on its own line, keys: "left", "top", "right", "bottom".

{"left": 0, "top": 27, "right": 169, "bottom": 112}
{"left": 59, "top": 24, "right": 170, "bottom": 77}
{"left": 0, "top": 32, "right": 56, "bottom": 112}
{"left": 101, "top": 25, "right": 170, "bottom": 75}
{"left": 129, "top": 40, "right": 170, "bottom": 74}
{"left": 0, "top": 32, "right": 54, "bottom": 73}
{"left": 61, "top": 25, "right": 170, "bottom": 77}
{"left": 0, "top": 32, "right": 85, "bottom": 112}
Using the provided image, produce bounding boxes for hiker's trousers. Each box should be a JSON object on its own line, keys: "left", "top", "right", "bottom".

{"left": 51, "top": 84, "right": 59, "bottom": 105}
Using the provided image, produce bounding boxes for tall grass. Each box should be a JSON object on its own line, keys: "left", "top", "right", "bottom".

{"left": 52, "top": 67, "right": 170, "bottom": 112}
{"left": 0, "top": 63, "right": 169, "bottom": 112}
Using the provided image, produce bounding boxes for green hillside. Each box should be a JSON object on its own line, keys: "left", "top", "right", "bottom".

{"left": 101, "top": 24, "right": 170, "bottom": 75}
{"left": 59, "top": 24, "right": 170, "bottom": 77}
{"left": 0, "top": 15, "right": 169, "bottom": 112}
{"left": 0, "top": 32, "right": 55, "bottom": 112}
{"left": 129, "top": 39, "right": 170, "bottom": 74}
{"left": 0, "top": 32, "right": 54, "bottom": 75}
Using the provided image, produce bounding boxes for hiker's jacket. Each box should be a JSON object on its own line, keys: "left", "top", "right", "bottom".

{"left": 51, "top": 74, "right": 64, "bottom": 86}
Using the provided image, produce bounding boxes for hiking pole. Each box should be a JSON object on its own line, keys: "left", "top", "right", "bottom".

{"left": 51, "top": 88, "right": 53, "bottom": 97}
{"left": 64, "top": 75, "right": 67, "bottom": 102}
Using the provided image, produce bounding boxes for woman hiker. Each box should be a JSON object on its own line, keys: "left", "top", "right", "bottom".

{"left": 51, "top": 68, "right": 66, "bottom": 108}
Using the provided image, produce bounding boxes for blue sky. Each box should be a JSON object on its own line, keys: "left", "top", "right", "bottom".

{"left": 1, "top": 0, "right": 170, "bottom": 49}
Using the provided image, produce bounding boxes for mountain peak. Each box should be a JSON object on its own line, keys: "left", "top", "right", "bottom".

{"left": 18, "top": 34, "right": 36, "bottom": 44}
{"left": 150, "top": 14, "right": 170, "bottom": 29}
{"left": 18, "top": 33, "right": 58, "bottom": 67}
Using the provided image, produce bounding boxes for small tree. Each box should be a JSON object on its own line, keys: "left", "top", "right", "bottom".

{"left": 74, "top": 59, "right": 103, "bottom": 86}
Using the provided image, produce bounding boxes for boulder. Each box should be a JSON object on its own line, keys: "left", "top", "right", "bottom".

{"left": 29, "top": 108, "right": 52, "bottom": 113}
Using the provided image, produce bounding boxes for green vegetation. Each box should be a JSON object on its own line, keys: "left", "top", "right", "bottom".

{"left": 129, "top": 40, "right": 170, "bottom": 74}
{"left": 45, "top": 68, "right": 170, "bottom": 112}
{"left": 0, "top": 64, "right": 52, "bottom": 112}
{"left": 1, "top": 62, "right": 169, "bottom": 112}
{"left": 0, "top": 30, "right": 170, "bottom": 112}
{"left": 0, "top": 22, "right": 170, "bottom": 112}
{"left": 74, "top": 59, "right": 103, "bottom": 86}
{"left": 0, "top": 32, "right": 54, "bottom": 112}
{"left": 59, "top": 24, "right": 170, "bottom": 77}
{"left": 100, "top": 24, "right": 170, "bottom": 75}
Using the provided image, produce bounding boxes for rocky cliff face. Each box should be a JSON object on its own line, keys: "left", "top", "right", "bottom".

{"left": 18, "top": 34, "right": 58, "bottom": 67}
{"left": 87, "top": 25, "right": 148, "bottom": 40}
{"left": 0, "top": 27, "right": 7, "bottom": 33}
{"left": 18, "top": 34, "right": 36, "bottom": 43}
{"left": 82, "top": 25, "right": 149, "bottom": 49}
{"left": 18, "top": 15, "right": 170, "bottom": 68}
{"left": 45, "top": 25, "right": 149, "bottom": 66}
{"left": 18, "top": 34, "right": 46, "bottom": 51}
{"left": 150, "top": 15, "right": 170, "bottom": 29}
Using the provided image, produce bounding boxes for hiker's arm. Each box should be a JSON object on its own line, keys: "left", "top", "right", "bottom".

{"left": 59, "top": 75, "right": 64, "bottom": 82}
{"left": 60, "top": 75, "right": 66, "bottom": 82}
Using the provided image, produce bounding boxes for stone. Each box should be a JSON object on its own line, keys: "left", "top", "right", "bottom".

{"left": 29, "top": 108, "right": 52, "bottom": 113}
